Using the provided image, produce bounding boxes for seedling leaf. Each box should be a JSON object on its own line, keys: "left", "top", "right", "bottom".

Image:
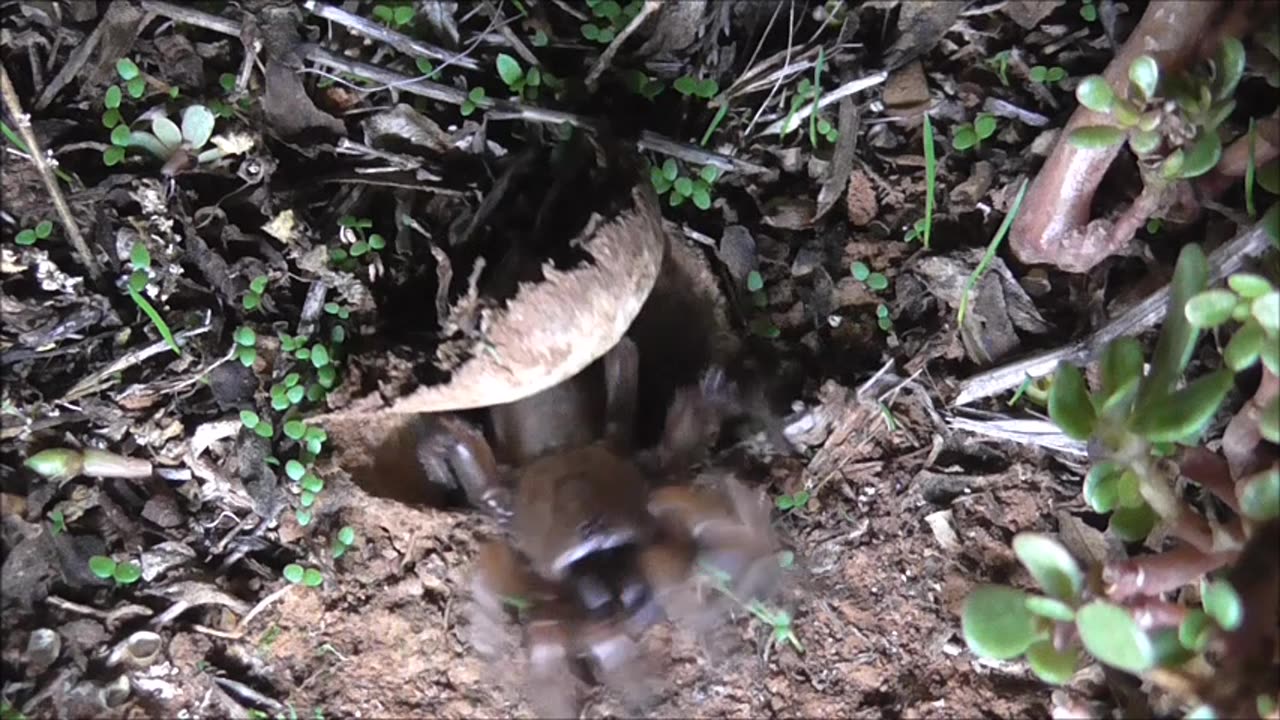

{"left": 181, "top": 105, "right": 215, "bottom": 149}
{"left": 1178, "top": 609, "right": 1212, "bottom": 651}
{"left": 303, "top": 568, "right": 324, "bottom": 587}
{"left": 1128, "top": 55, "right": 1160, "bottom": 101}
{"left": 1185, "top": 289, "right": 1240, "bottom": 328}
{"left": 1238, "top": 466, "right": 1280, "bottom": 520}
{"left": 113, "top": 562, "right": 141, "bottom": 584}
{"left": 1213, "top": 37, "right": 1246, "bottom": 101}
{"left": 152, "top": 116, "right": 181, "bottom": 151}
{"left": 496, "top": 53, "right": 522, "bottom": 87}
{"left": 1048, "top": 363, "right": 1096, "bottom": 440}
{"left": 1025, "top": 595, "right": 1077, "bottom": 622}
{"left": 1129, "top": 367, "right": 1233, "bottom": 443}
{"left": 1077, "top": 601, "right": 1156, "bottom": 673}
{"left": 1012, "top": 533, "right": 1083, "bottom": 600}
{"left": 1179, "top": 131, "right": 1223, "bottom": 179}
{"left": 283, "top": 564, "right": 304, "bottom": 583}
{"left": 1109, "top": 504, "right": 1157, "bottom": 542}
{"left": 1026, "top": 640, "right": 1078, "bottom": 684}
{"left": 1084, "top": 463, "right": 1122, "bottom": 513}
{"left": 1076, "top": 76, "right": 1115, "bottom": 113}
{"left": 89, "top": 555, "right": 117, "bottom": 579}
{"left": 1201, "top": 579, "right": 1243, "bottom": 631}
{"left": 961, "top": 585, "right": 1037, "bottom": 660}
{"left": 1068, "top": 126, "right": 1127, "bottom": 149}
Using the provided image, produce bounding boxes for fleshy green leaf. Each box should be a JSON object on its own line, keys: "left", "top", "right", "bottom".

{"left": 1068, "top": 125, "right": 1128, "bottom": 150}
{"left": 1229, "top": 273, "right": 1273, "bottom": 299}
{"left": 1161, "top": 149, "right": 1186, "bottom": 179}
{"left": 1224, "top": 320, "right": 1263, "bottom": 371}
{"left": 1179, "top": 131, "right": 1223, "bottom": 179}
{"left": 338, "top": 526, "right": 356, "bottom": 545}
{"left": 89, "top": 555, "right": 118, "bottom": 579}
{"left": 105, "top": 85, "right": 122, "bottom": 109}
{"left": 113, "top": 562, "right": 141, "bottom": 584}
{"left": 961, "top": 585, "right": 1037, "bottom": 660}
{"left": 1201, "top": 578, "right": 1243, "bottom": 631}
{"left": 181, "top": 105, "right": 215, "bottom": 149}
{"left": 1252, "top": 291, "right": 1280, "bottom": 334}
{"left": 1128, "top": 55, "right": 1160, "bottom": 101}
{"left": 953, "top": 126, "right": 978, "bottom": 150}
{"left": 116, "top": 58, "right": 140, "bottom": 81}
{"left": 1130, "top": 368, "right": 1234, "bottom": 443}
{"left": 283, "top": 564, "right": 304, "bottom": 583}
{"left": 152, "top": 116, "right": 181, "bottom": 150}
{"left": 747, "top": 270, "right": 764, "bottom": 292}
{"left": 1213, "top": 37, "right": 1246, "bottom": 101}
{"left": 1129, "top": 129, "right": 1161, "bottom": 155}
{"left": 1185, "top": 289, "right": 1240, "bottom": 328}
{"left": 1238, "top": 466, "right": 1279, "bottom": 520}
{"left": 303, "top": 568, "right": 324, "bottom": 587}
{"left": 1026, "top": 640, "right": 1079, "bottom": 684}
{"left": 1084, "top": 462, "right": 1122, "bottom": 513}
{"left": 1259, "top": 396, "right": 1279, "bottom": 444}
{"left": 1012, "top": 533, "right": 1083, "bottom": 600}
{"left": 1076, "top": 601, "right": 1156, "bottom": 674}
{"left": 1109, "top": 504, "right": 1157, "bottom": 542}
{"left": 1048, "top": 363, "right": 1096, "bottom": 441}
{"left": 1076, "top": 75, "right": 1116, "bottom": 113}
{"left": 130, "top": 241, "right": 151, "bottom": 270}
{"left": 974, "top": 114, "right": 997, "bottom": 139}
{"left": 1025, "top": 595, "right": 1077, "bottom": 622}
{"left": 1138, "top": 244, "right": 1208, "bottom": 406}
{"left": 1178, "top": 609, "right": 1213, "bottom": 651}
{"left": 1099, "top": 337, "right": 1144, "bottom": 406}
{"left": 496, "top": 53, "right": 522, "bottom": 87}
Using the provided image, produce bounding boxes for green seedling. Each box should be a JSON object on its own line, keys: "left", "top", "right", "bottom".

{"left": 1080, "top": 0, "right": 1098, "bottom": 22}
{"left": 775, "top": 490, "right": 810, "bottom": 513}
{"left": 460, "top": 86, "right": 486, "bottom": 117}
{"left": 496, "top": 53, "right": 543, "bottom": 101}
{"left": 699, "top": 560, "right": 803, "bottom": 660}
{"left": 743, "top": 270, "right": 779, "bottom": 338}
{"left": 581, "top": 0, "right": 644, "bottom": 44}
{"left": 1029, "top": 65, "right": 1068, "bottom": 86}
{"left": 332, "top": 526, "right": 356, "bottom": 559}
{"left": 243, "top": 275, "right": 269, "bottom": 312}
{"left": 49, "top": 509, "right": 66, "bottom": 535}
{"left": 621, "top": 70, "right": 665, "bottom": 100}
{"left": 650, "top": 159, "right": 720, "bottom": 210}
{"left": 372, "top": 3, "right": 414, "bottom": 27}
{"left": 1070, "top": 39, "right": 1244, "bottom": 184}
{"left": 283, "top": 564, "right": 325, "bottom": 587}
{"left": 234, "top": 325, "right": 257, "bottom": 367}
{"left": 89, "top": 555, "right": 143, "bottom": 586}
{"left": 952, "top": 113, "right": 998, "bottom": 151}
{"left": 1146, "top": 217, "right": 1163, "bottom": 234}
{"left": 849, "top": 261, "right": 890, "bottom": 292}
{"left": 987, "top": 50, "right": 1012, "bottom": 86}
{"left": 122, "top": 240, "right": 180, "bottom": 354}
{"left": 531, "top": 29, "right": 549, "bottom": 47}
{"left": 673, "top": 74, "right": 719, "bottom": 100}
{"left": 330, "top": 216, "right": 386, "bottom": 270}
{"left": 958, "top": 178, "right": 1028, "bottom": 325}
{"left": 240, "top": 409, "right": 275, "bottom": 439}
{"left": 14, "top": 219, "right": 52, "bottom": 246}
{"left": 875, "top": 303, "right": 894, "bottom": 333}
{"left": 922, "top": 113, "right": 937, "bottom": 248}
{"left": 126, "top": 104, "right": 220, "bottom": 165}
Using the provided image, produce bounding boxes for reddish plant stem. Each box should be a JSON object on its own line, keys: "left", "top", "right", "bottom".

{"left": 1009, "top": 1, "right": 1225, "bottom": 273}
{"left": 1104, "top": 544, "right": 1237, "bottom": 600}
{"left": 1129, "top": 597, "right": 1192, "bottom": 630}
{"left": 1224, "top": 367, "right": 1280, "bottom": 482}
{"left": 1179, "top": 446, "right": 1242, "bottom": 514}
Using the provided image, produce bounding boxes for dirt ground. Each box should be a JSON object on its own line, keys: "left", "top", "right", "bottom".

{"left": 3, "top": 0, "right": 1275, "bottom": 718}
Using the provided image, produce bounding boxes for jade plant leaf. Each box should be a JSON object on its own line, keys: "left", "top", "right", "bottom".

{"left": 962, "top": 585, "right": 1038, "bottom": 660}
{"left": 1099, "top": 337, "right": 1144, "bottom": 406}
{"left": 152, "top": 116, "right": 182, "bottom": 151}
{"left": 1026, "top": 640, "right": 1079, "bottom": 684}
{"left": 1128, "top": 55, "right": 1160, "bottom": 101}
{"left": 1201, "top": 579, "right": 1243, "bottom": 631}
{"left": 1238, "top": 466, "right": 1279, "bottom": 520}
{"left": 1048, "top": 363, "right": 1096, "bottom": 441}
{"left": 1076, "top": 601, "right": 1156, "bottom": 674}
{"left": 1076, "top": 75, "right": 1116, "bottom": 113}
{"left": 1224, "top": 320, "right": 1263, "bottom": 371}
{"left": 1012, "top": 533, "right": 1083, "bottom": 601}
{"left": 1084, "top": 462, "right": 1122, "bottom": 513}
{"left": 1228, "top": 273, "right": 1273, "bottom": 299}
{"left": 1025, "top": 595, "right": 1077, "bottom": 622}
{"left": 1129, "top": 367, "right": 1234, "bottom": 443}
{"left": 1213, "top": 37, "right": 1246, "bottom": 101}
{"left": 1178, "top": 609, "right": 1213, "bottom": 651}
{"left": 1185, "top": 289, "right": 1240, "bottom": 328}
{"left": 1109, "top": 503, "right": 1157, "bottom": 541}
{"left": 1253, "top": 291, "right": 1280, "bottom": 334}
{"left": 1068, "top": 126, "right": 1127, "bottom": 150}
{"left": 1179, "top": 131, "right": 1223, "bottom": 179}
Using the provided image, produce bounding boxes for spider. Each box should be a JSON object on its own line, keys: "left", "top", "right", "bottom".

{"left": 415, "top": 336, "right": 784, "bottom": 716}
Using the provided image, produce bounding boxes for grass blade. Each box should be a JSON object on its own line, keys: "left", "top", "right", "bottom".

{"left": 923, "top": 113, "right": 936, "bottom": 249}
{"left": 127, "top": 286, "right": 182, "bottom": 355}
{"left": 958, "top": 178, "right": 1029, "bottom": 325}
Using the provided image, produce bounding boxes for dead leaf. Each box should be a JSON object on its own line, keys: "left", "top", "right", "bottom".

{"left": 845, "top": 167, "right": 879, "bottom": 226}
